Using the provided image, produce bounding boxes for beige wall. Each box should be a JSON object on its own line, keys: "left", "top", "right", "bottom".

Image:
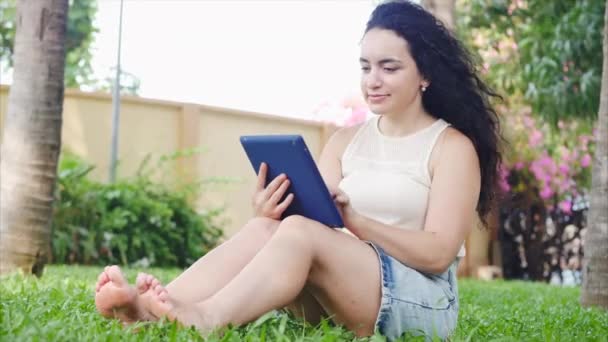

{"left": 0, "top": 85, "right": 336, "bottom": 236}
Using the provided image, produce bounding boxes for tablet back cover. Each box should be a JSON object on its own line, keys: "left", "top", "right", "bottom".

{"left": 240, "top": 135, "right": 344, "bottom": 228}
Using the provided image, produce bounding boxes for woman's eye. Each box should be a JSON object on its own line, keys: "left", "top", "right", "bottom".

{"left": 384, "top": 67, "right": 398, "bottom": 72}
{"left": 361, "top": 66, "right": 371, "bottom": 72}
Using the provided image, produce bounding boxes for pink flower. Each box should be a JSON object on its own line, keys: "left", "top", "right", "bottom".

{"left": 538, "top": 155, "right": 557, "bottom": 176}
{"left": 540, "top": 186, "right": 554, "bottom": 200}
{"left": 523, "top": 115, "right": 535, "bottom": 128}
{"left": 581, "top": 154, "right": 592, "bottom": 168}
{"left": 559, "top": 147, "right": 571, "bottom": 162}
{"left": 498, "top": 165, "right": 511, "bottom": 192}
{"left": 539, "top": 155, "right": 552, "bottom": 166}
{"left": 530, "top": 158, "right": 555, "bottom": 185}
{"left": 529, "top": 129, "right": 543, "bottom": 147}
{"left": 579, "top": 136, "right": 590, "bottom": 151}
{"left": 344, "top": 107, "right": 368, "bottom": 127}
{"left": 559, "top": 179, "right": 572, "bottom": 193}
{"left": 559, "top": 200, "right": 572, "bottom": 214}
{"left": 515, "top": 161, "right": 525, "bottom": 170}
{"left": 559, "top": 163, "right": 570, "bottom": 176}
{"left": 498, "top": 178, "right": 510, "bottom": 192}
{"left": 529, "top": 162, "right": 545, "bottom": 182}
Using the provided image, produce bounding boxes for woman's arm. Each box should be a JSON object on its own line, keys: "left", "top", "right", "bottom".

{"left": 330, "top": 128, "right": 481, "bottom": 275}
{"left": 317, "top": 125, "right": 362, "bottom": 194}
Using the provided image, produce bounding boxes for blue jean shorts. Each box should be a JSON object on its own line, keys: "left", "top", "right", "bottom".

{"left": 367, "top": 242, "right": 459, "bottom": 341}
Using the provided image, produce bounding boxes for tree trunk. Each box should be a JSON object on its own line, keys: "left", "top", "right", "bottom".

{"left": 421, "top": 0, "right": 455, "bottom": 30}
{"left": 580, "top": 0, "right": 608, "bottom": 309}
{"left": 0, "top": 0, "right": 68, "bottom": 276}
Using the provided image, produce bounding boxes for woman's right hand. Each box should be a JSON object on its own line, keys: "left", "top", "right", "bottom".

{"left": 252, "top": 162, "right": 294, "bottom": 220}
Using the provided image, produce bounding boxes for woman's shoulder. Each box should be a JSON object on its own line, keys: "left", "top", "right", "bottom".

{"left": 323, "top": 122, "right": 367, "bottom": 158}
{"left": 332, "top": 123, "right": 365, "bottom": 144}
{"left": 441, "top": 126, "right": 476, "bottom": 154}
{"left": 429, "top": 126, "right": 478, "bottom": 177}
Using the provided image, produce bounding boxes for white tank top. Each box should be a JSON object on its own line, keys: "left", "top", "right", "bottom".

{"left": 338, "top": 115, "right": 466, "bottom": 257}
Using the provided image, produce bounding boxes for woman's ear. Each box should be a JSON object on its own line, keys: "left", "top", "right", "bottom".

{"left": 421, "top": 81, "right": 430, "bottom": 92}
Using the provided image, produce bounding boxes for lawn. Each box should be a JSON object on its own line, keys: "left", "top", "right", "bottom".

{"left": 1, "top": 265, "right": 606, "bottom": 341}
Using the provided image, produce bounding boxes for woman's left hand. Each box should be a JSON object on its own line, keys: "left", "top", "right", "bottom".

{"left": 331, "top": 188, "right": 365, "bottom": 237}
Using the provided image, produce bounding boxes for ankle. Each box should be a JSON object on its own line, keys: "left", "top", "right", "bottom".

{"left": 195, "top": 300, "right": 222, "bottom": 330}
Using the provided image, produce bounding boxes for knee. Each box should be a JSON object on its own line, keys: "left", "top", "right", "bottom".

{"left": 242, "top": 217, "right": 280, "bottom": 241}
{"left": 279, "top": 215, "right": 309, "bottom": 227}
{"left": 276, "top": 215, "right": 313, "bottom": 239}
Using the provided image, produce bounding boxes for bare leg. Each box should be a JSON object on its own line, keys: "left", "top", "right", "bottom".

{"left": 165, "top": 216, "right": 327, "bottom": 323}
{"left": 94, "top": 217, "right": 278, "bottom": 322}
{"left": 165, "top": 217, "right": 280, "bottom": 303}
{"left": 95, "top": 217, "right": 327, "bottom": 324}
{"left": 145, "top": 215, "right": 381, "bottom": 337}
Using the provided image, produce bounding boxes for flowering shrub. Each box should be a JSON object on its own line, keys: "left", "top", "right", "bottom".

{"left": 499, "top": 101, "right": 596, "bottom": 213}
{"left": 312, "top": 93, "right": 371, "bottom": 127}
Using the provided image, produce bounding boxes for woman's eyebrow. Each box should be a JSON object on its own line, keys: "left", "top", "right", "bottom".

{"left": 359, "top": 57, "right": 402, "bottom": 65}
{"left": 379, "top": 58, "right": 402, "bottom": 65}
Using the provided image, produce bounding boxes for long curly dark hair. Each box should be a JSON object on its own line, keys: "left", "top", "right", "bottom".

{"left": 365, "top": 0, "right": 503, "bottom": 227}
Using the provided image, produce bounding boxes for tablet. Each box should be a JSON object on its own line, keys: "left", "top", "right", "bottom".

{"left": 240, "top": 134, "right": 344, "bottom": 228}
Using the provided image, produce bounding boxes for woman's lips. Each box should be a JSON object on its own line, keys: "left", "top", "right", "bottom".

{"left": 368, "top": 94, "right": 388, "bottom": 104}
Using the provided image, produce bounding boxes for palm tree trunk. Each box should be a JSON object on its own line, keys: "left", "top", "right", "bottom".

{"left": 0, "top": 0, "right": 68, "bottom": 276}
{"left": 421, "top": 0, "right": 455, "bottom": 30}
{"left": 580, "top": 0, "right": 608, "bottom": 309}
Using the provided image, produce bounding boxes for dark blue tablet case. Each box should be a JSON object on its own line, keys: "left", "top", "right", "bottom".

{"left": 240, "top": 135, "right": 344, "bottom": 228}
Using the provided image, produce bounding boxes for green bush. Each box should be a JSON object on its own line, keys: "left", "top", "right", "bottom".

{"left": 51, "top": 153, "right": 224, "bottom": 268}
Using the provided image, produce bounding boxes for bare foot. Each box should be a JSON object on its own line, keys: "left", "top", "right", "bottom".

{"left": 136, "top": 273, "right": 212, "bottom": 333}
{"left": 94, "top": 265, "right": 154, "bottom": 323}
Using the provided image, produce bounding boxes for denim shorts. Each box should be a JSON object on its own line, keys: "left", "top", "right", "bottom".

{"left": 367, "top": 242, "right": 459, "bottom": 341}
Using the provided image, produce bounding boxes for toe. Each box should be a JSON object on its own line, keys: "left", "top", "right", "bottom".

{"left": 158, "top": 291, "right": 169, "bottom": 302}
{"left": 96, "top": 271, "right": 110, "bottom": 292}
{"left": 153, "top": 284, "right": 165, "bottom": 296}
{"left": 106, "top": 265, "right": 128, "bottom": 287}
{"left": 136, "top": 273, "right": 149, "bottom": 293}
{"left": 98, "top": 271, "right": 106, "bottom": 283}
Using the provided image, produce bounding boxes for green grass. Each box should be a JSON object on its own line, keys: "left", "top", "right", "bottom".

{"left": 1, "top": 265, "right": 606, "bottom": 341}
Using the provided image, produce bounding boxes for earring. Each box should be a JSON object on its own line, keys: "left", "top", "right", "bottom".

{"left": 421, "top": 85, "right": 427, "bottom": 92}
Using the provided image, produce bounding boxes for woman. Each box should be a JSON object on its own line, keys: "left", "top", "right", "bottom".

{"left": 94, "top": 1, "right": 502, "bottom": 340}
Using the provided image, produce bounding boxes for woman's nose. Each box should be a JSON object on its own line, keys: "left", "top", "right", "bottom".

{"left": 365, "top": 71, "right": 382, "bottom": 89}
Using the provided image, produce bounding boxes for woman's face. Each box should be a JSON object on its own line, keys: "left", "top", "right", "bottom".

{"left": 359, "top": 28, "right": 426, "bottom": 116}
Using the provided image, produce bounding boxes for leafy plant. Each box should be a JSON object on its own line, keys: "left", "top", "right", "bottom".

{"left": 0, "top": 0, "right": 99, "bottom": 88}
{"left": 51, "top": 152, "right": 224, "bottom": 268}
{"left": 457, "top": 0, "right": 604, "bottom": 125}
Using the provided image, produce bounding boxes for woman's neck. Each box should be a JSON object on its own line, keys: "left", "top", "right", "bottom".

{"left": 378, "top": 107, "right": 436, "bottom": 137}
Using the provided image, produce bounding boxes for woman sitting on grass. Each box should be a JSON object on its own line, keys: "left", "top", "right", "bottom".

{"left": 94, "top": 0, "right": 502, "bottom": 340}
